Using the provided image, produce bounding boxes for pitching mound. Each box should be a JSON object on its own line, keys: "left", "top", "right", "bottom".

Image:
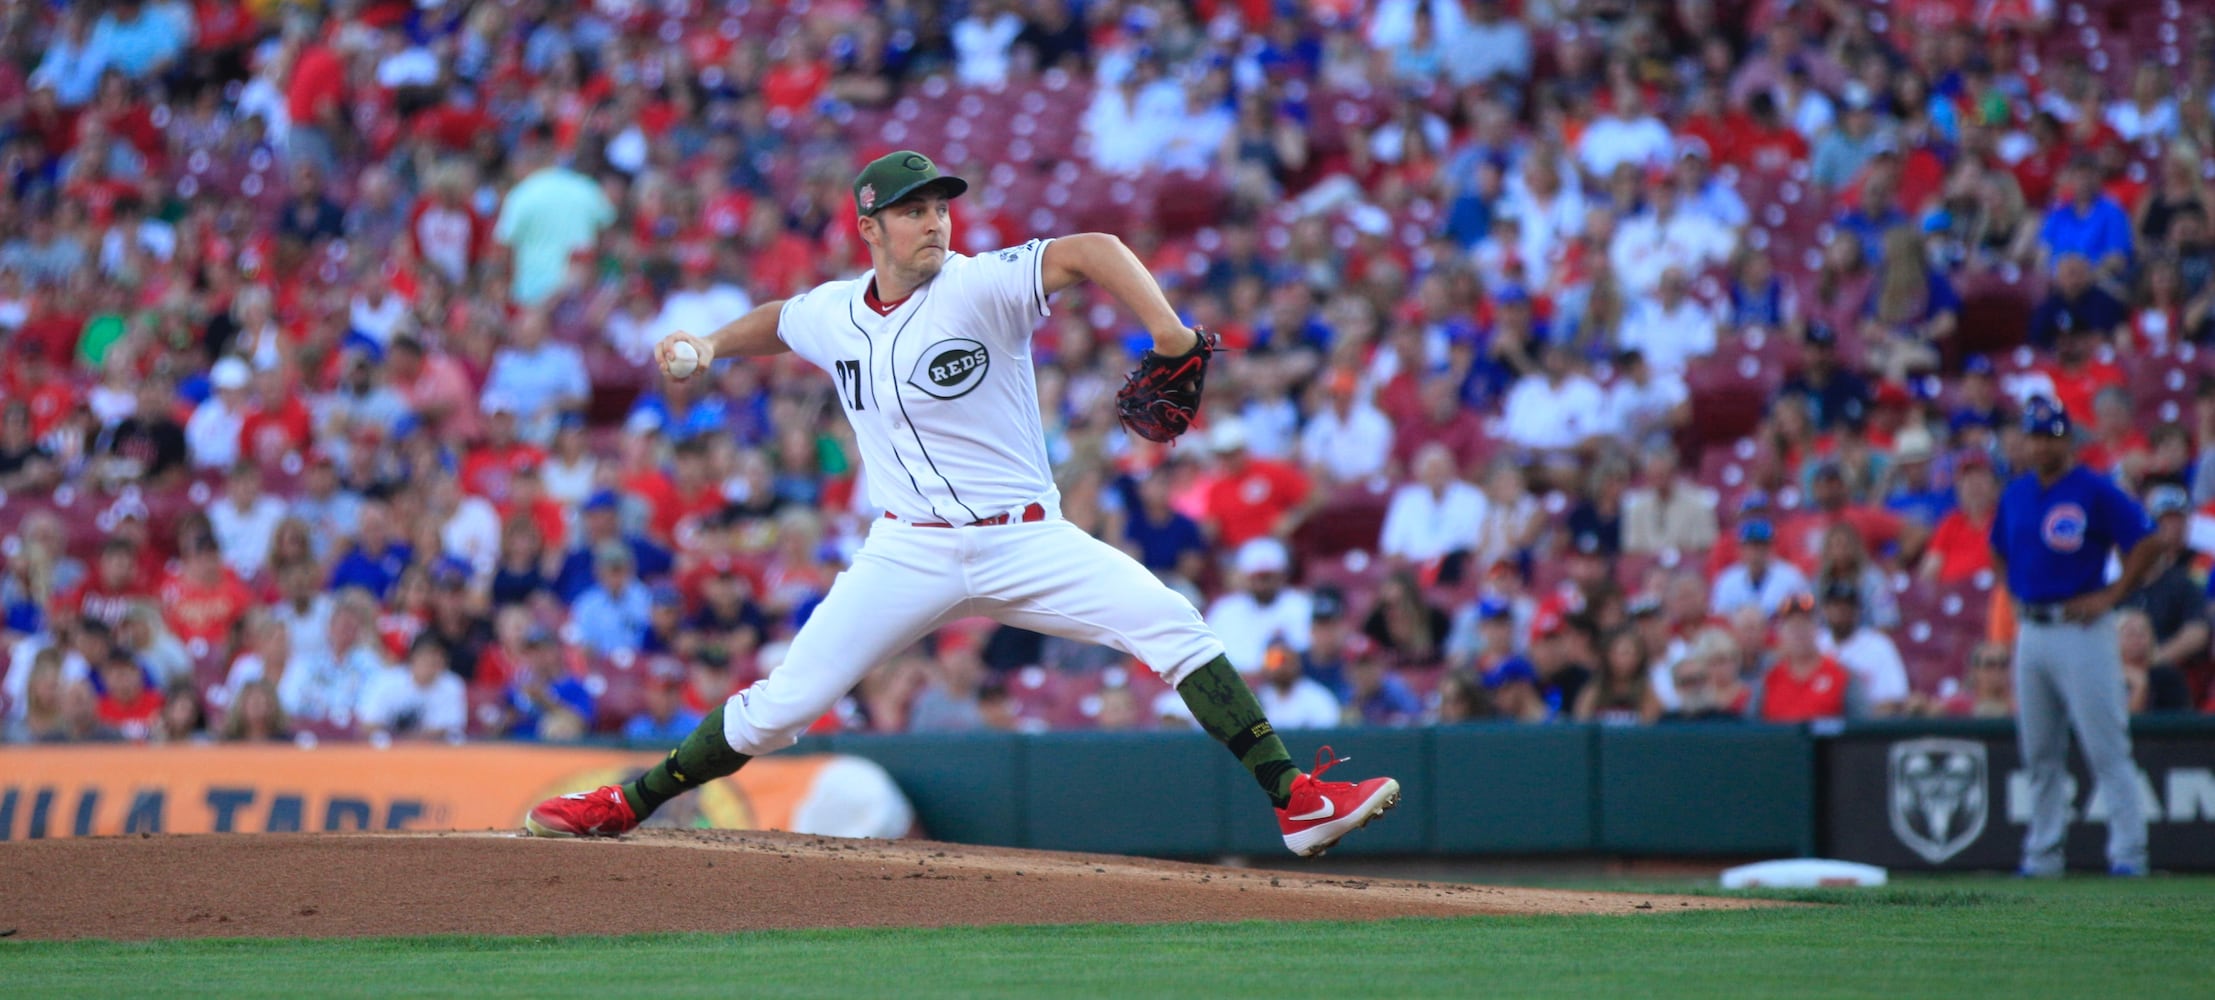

{"left": 0, "top": 830, "right": 1772, "bottom": 940}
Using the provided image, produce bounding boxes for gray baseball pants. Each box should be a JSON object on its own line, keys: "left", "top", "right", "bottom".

{"left": 2013, "top": 614, "right": 2148, "bottom": 874}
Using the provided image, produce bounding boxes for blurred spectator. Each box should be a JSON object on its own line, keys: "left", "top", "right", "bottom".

{"left": 54, "top": 678, "right": 121, "bottom": 742}
{"left": 501, "top": 627, "right": 596, "bottom": 741}
{"left": 1299, "top": 369, "right": 1393, "bottom": 485}
{"left": 1564, "top": 459, "right": 1629, "bottom": 559}
{"left": 1445, "top": 0, "right": 1530, "bottom": 89}
{"left": 358, "top": 638, "right": 468, "bottom": 741}
{"left": 573, "top": 542, "right": 653, "bottom": 658}
{"left": 1811, "top": 523, "right": 1901, "bottom": 631}
{"left": 1617, "top": 267, "right": 1719, "bottom": 377}
{"left": 1751, "top": 593, "right": 1855, "bottom": 722}
{"left": 1780, "top": 463, "right": 1904, "bottom": 572}
{"left": 1930, "top": 642, "right": 2016, "bottom": 718}
{"left": 328, "top": 498, "right": 413, "bottom": 600}
{"left": 2123, "top": 487, "right": 2205, "bottom": 685}
{"left": 1599, "top": 349, "right": 1690, "bottom": 447}
{"left": 219, "top": 679, "right": 290, "bottom": 743}
{"left": 4, "top": 649, "right": 69, "bottom": 743}
{"left": 1200, "top": 418, "right": 1311, "bottom": 549}
{"left": 1575, "top": 627, "right": 1659, "bottom": 724}
{"left": 1205, "top": 538, "right": 1311, "bottom": 673}
{"left": 624, "top": 660, "right": 705, "bottom": 743}
{"left": 1711, "top": 520, "right": 1810, "bottom": 617}
{"left": 494, "top": 131, "right": 618, "bottom": 306}
{"left": 208, "top": 462, "right": 288, "bottom": 580}
{"left": 1813, "top": 580, "right": 1910, "bottom": 716}
{"left": 1920, "top": 457, "right": 1999, "bottom": 583}
{"left": 1254, "top": 638, "right": 1342, "bottom": 729}
{"left": 184, "top": 357, "right": 252, "bottom": 469}
{"left": 1360, "top": 570, "right": 1450, "bottom": 666}
{"left": 1781, "top": 325, "right": 1872, "bottom": 431}
{"left": 1379, "top": 443, "right": 1484, "bottom": 573}
{"left": 1388, "top": 375, "right": 1488, "bottom": 475}
{"left": 152, "top": 681, "right": 208, "bottom": 744}
{"left": 1576, "top": 83, "right": 1672, "bottom": 180}
{"left": 2037, "top": 159, "right": 2134, "bottom": 277}
{"left": 1346, "top": 643, "right": 1421, "bottom": 727}
{"left": 2117, "top": 608, "right": 2193, "bottom": 714}
{"left": 1658, "top": 627, "right": 1750, "bottom": 722}
{"left": 1299, "top": 588, "right": 1356, "bottom": 697}
{"left": 482, "top": 311, "right": 588, "bottom": 445}
{"left": 117, "top": 602, "right": 191, "bottom": 691}
{"left": 1622, "top": 441, "right": 1718, "bottom": 556}
{"left": 60, "top": 539, "right": 152, "bottom": 630}
{"left": 277, "top": 589, "right": 387, "bottom": 729}
{"left": 387, "top": 336, "right": 483, "bottom": 443}
{"left": 1862, "top": 228, "right": 1960, "bottom": 382}
{"left": 95, "top": 379, "right": 188, "bottom": 488}
{"left": 159, "top": 531, "right": 255, "bottom": 655}
{"left": 2029, "top": 254, "right": 2128, "bottom": 350}
{"left": 1501, "top": 342, "right": 1604, "bottom": 452}
{"left": 1124, "top": 468, "right": 1210, "bottom": 587}
{"left": 1486, "top": 608, "right": 1589, "bottom": 722}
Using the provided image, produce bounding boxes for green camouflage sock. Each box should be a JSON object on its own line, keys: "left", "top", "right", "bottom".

{"left": 622, "top": 706, "right": 752, "bottom": 817}
{"left": 1175, "top": 654, "right": 1298, "bottom": 807}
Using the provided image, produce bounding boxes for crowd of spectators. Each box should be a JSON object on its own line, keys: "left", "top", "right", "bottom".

{"left": 7, "top": 0, "right": 2215, "bottom": 749}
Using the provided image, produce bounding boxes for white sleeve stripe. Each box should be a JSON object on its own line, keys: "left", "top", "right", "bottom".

{"left": 1029, "top": 237, "right": 1053, "bottom": 318}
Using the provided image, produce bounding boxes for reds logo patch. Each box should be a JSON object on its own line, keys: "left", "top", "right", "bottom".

{"left": 859, "top": 184, "right": 876, "bottom": 211}
{"left": 907, "top": 338, "right": 990, "bottom": 400}
{"left": 2041, "top": 503, "right": 2088, "bottom": 553}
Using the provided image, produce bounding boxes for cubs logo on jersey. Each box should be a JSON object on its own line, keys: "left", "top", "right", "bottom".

{"left": 2041, "top": 503, "right": 2088, "bottom": 553}
{"left": 908, "top": 338, "right": 990, "bottom": 399}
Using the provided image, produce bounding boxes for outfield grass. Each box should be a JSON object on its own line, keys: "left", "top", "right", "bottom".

{"left": 8, "top": 875, "right": 2210, "bottom": 998}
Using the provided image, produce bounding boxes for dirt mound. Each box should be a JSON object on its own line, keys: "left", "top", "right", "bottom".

{"left": 0, "top": 830, "right": 1772, "bottom": 941}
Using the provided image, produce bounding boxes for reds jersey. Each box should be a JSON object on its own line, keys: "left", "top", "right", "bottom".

{"left": 777, "top": 239, "right": 1058, "bottom": 524}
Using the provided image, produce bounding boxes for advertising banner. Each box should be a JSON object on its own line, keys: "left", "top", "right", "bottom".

{"left": 1823, "top": 730, "right": 2215, "bottom": 870}
{"left": 0, "top": 745, "right": 913, "bottom": 841}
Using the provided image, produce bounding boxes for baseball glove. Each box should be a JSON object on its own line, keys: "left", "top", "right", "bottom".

{"left": 1116, "top": 327, "right": 1219, "bottom": 443}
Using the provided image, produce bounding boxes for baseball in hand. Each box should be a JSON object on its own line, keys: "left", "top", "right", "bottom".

{"left": 667, "top": 340, "right": 701, "bottom": 378}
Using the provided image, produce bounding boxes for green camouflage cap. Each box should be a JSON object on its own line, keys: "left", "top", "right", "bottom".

{"left": 853, "top": 150, "right": 968, "bottom": 218}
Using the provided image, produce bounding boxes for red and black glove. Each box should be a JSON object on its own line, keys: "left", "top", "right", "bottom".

{"left": 1115, "top": 327, "right": 1219, "bottom": 444}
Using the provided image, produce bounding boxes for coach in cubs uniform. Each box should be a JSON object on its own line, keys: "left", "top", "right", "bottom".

{"left": 521, "top": 151, "right": 1401, "bottom": 857}
{"left": 1989, "top": 398, "right": 2164, "bottom": 876}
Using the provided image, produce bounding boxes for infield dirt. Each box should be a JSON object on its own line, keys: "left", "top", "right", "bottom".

{"left": 0, "top": 830, "right": 1774, "bottom": 941}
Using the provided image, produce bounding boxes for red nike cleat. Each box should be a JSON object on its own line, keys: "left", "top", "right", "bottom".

{"left": 523, "top": 785, "right": 640, "bottom": 838}
{"left": 1276, "top": 746, "right": 1402, "bottom": 857}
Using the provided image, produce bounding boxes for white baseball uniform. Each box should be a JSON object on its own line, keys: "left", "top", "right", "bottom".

{"left": 718, "top": 238, "right": 1226, "bottom": 756}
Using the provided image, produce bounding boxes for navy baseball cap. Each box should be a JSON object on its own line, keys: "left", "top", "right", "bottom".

{"left": 2023, "top": 397, "right": 2072, "bottom": 437}
{"left": 1477, "top": 596, "right": 1513, "bottom": 621}
{"left": 1963, "top": 354, "right": 1996, "bottom": 376}
{"left": 1740, "top": 519, "right": 1775, "bottom": 544}
{"left": 583, "top": 490, "right": 619, "bottom": 513}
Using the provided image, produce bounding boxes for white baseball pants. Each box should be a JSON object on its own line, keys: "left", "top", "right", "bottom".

{"left": 720, "top": 516, "right": 1225, "bottom": 755}
{"left": 2013, "top": 614, "right": 2149, "bottom": 874}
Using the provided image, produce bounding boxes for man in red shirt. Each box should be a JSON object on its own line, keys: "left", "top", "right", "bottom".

{"left": 58, "top": 539, "right": 153, "bottom": 630}
{"left": 460, "top": 407, "right": 547, "bottom": 504}
{"left": 159, "top": 533, "right": 257, "bottom": 655}
{"left": 1388, "top": 376, "right": 1490, "bottom": 478}
{"left": 94, "top": 647, "right": 164, "bottom": 741}
{"left": 238, "top": 364, "right": 314, "bottom": 463}
{"left": 1777, "top": 462, "right": 1903, "bottom": 570}
{"left": 1199, "top": 417, "right": 1311, "bottom": 550}
{"left": 1756, "top": 593, "right": 1854, "bottom": 722}
{"left": 1920, "top": 458, "right": 1998, "bottom": 583}
{"left": 2034, "top": 326, "right": 2125, "bottom": 425}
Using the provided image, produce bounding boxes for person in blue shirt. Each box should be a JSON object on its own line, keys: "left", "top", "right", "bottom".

{"left": 2037, "top": 158, "right": 2134, "bottom": 277}
{"left": 622, "top": 662, "right": 704, "bottom": 744}
{"left": 504, "top": 627, "right": 597, "bottom": 741}
{"left": 555, "top": 491, "right": 673, "bottom": 601}
{"left": 2028, "top": 253, "right": 2129, "bottom": 349}
{"left": 326, "top": 497, "right": 413, "bottom": 600}
{"left": 572, "top": 542, "right": 655, "bottom": 658}
{"left": 1120, "top": 469, "right": 1208, "bottom": 583}
{"left": 1988, "top": 397, "right": 2166, "bottom": 877}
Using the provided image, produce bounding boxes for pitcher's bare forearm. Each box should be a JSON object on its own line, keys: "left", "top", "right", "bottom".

{"left": 1041, "top": 233, "right": 1196, "bottom": 354}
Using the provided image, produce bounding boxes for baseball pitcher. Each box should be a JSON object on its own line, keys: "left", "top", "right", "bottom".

{"left": 524, "top": 151, "right": 1401, "bottom": 856}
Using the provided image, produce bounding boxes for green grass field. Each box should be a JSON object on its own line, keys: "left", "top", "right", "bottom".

{"left": 9, "top": 875, "right": 2210, "bottom": 998}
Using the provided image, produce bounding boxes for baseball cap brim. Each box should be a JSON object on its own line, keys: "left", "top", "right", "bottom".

{"left": 854, "top": 150, "right": 969, "bottom": 218}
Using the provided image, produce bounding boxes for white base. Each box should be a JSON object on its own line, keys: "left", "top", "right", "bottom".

{"left": 1720, "top": 858, "right": 1889, "bottom": 889}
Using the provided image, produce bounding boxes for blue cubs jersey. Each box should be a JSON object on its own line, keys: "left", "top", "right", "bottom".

{"left": 1989, "top": 467, "right": 2150, "bottom": 603}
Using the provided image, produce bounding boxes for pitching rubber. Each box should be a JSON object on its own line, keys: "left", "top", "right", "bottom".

{"left": 1284, "top": 779, "right": 1403, "bottom": 858}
